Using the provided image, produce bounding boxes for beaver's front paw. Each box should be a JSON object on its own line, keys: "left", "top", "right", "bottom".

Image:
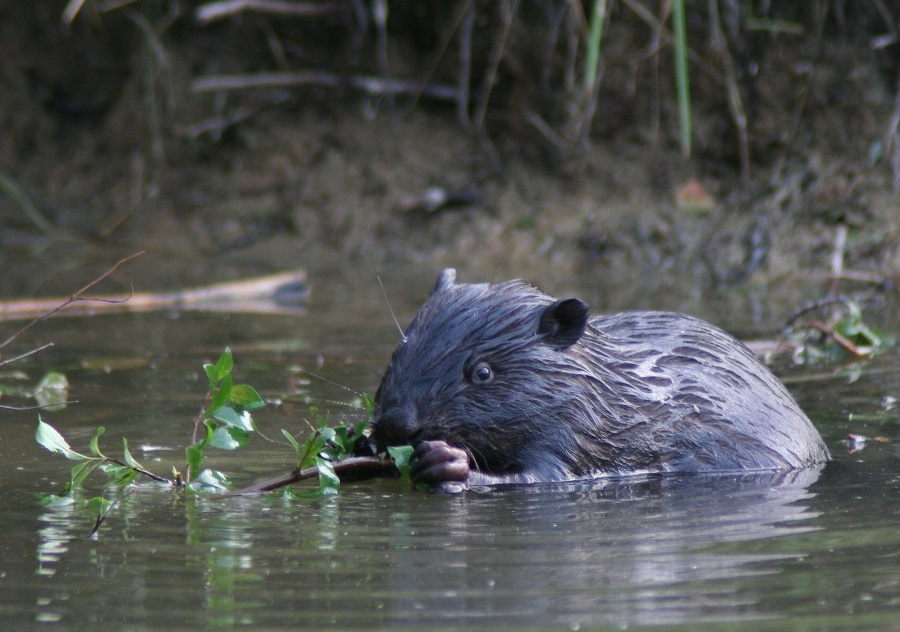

{"left": 410, "top": 440, "right": 469, "bottom": 493}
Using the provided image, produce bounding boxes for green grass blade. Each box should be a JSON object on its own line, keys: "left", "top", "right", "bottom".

{"left": 583, "top": 0, "right": 607, "bottom": 93}
{"left": 671, "top": 0, "right": 691, "bottom": 157}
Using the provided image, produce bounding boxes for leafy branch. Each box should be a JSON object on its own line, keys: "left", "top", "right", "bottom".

{"left": 179, "top": 347, "right": 266, "bottom": 491}
{"left": 35, "top": 346, "right": 405, "bottom": 533}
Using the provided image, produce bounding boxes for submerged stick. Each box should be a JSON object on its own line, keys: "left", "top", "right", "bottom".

{"left": 224, "top": 456, "right": 394, "bottom": 496}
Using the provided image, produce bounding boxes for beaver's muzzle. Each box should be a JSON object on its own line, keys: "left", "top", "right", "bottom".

{"left": 371, "top": 402, "right": 421, "bottom": 450}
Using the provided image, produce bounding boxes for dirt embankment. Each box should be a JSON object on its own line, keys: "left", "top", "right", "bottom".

{"left": 0, "top": 2, "right": 898, "bottom": 316}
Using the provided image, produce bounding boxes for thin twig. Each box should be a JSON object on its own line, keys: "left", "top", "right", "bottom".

{"left": 105, "top": 457, "right": 172, "bottom": 484}
{"left": 0, "top": 399, "right": 79, "bottom": 412}
{"left": 885, "top": 79, "right": 900, "bottom": 192}
{"left": 457, "top": 1, "right": 475, "bottom": 127}
{"left": 708, "top": 0, "right": 750, "bottom": 183}
{"left": 473, "top": 0, "right": 519, "bottom": 130}
{"left": 0, "top": 343, "right": 54, "bottom": 368}
{"left": 88, "top": 488, "right": 137, "bottom": 539}
{"left": 0, "top": 251, "right": 145, "bottom": 350}
{"left": 174, "top": 92, "right": 292, "bottom": 139}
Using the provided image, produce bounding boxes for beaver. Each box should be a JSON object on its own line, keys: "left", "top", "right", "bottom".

{"left": 370, "top": 269, "right": 830, "bottom": 492}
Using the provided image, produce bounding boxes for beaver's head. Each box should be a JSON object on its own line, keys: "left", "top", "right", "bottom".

{"left": 370, "top": 269, "right": 593, "bottom": 478}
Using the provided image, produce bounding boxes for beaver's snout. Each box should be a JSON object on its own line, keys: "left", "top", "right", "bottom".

{"left": 371, "top": 403, "right": 421, "bottom": 450}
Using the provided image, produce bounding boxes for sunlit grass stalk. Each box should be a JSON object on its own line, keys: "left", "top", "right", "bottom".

{"left": 671, "top": 0, "right": 691, "bottom": 157}
{"left": 582, "top": 0, "right": 607, "bottom": 93}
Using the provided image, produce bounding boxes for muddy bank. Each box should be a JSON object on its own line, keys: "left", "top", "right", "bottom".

{"left": 0, "top": 2, "right": 898, "bottom": 324}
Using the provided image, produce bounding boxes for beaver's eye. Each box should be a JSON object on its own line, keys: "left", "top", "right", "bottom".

{"left": 468, "top": 361, "right": 494, "bottom": 385}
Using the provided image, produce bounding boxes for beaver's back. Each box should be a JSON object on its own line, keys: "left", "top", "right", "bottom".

{"left": 576, "top": 311, "right": 830, "bottom": 473}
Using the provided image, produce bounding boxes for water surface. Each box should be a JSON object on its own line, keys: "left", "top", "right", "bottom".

{"left": 2, "top": 275, "right": 899, "bottom": 630}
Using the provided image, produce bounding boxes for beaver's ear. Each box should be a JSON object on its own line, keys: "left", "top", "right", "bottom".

{"left": 538, "top": 298, "right": 589, "bottom": 349}
{"left": 430, "top": 268, "right": 457, "bottom": 295}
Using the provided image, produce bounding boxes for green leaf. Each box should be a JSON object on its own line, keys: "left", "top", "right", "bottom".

{"left": 212, "top": 405, "right": 255, "bottom": 432}
{"left": 36, "top": 418, "right": 88, "bottom": 461}
{"left": 89, "top": 426, "right": 105, "bottom": 457}
{"left": 319, "top": 426, "right": 336, "bottom": 444}
{"left": 189, "top": 469, "right": 232, "bottom": 492}
{"left": 203, "top": 363, "right": 218, "bottom": 390}
{"left": 204, "top": 374, "right": 233, "bottom": 418}
{"left": 362, "top": 393, "right": 374, "bottom": 417}
{"left": 34, "top": 371, "right": 69, "bottom": 412}
{"left": 316, "top": 457, "right": 340, "bottom": 488}
{"left": 229, "top": 384, "right": 265, "bottom": 411}
{"left": 70, "top": 459, "right": 102, "bottom": 490}
{"left": 86, "top": 496, "right": 111, "bottom": 519}
{"left": 209, "top": 425, "right": 248, "bottom": 450}
{"left": 352, "top": 419, "right": 369, "bottom": 438}
{"left": 38, "top": 492, "right": 75, "bottom": 507}
{"left": 121, "top": 437, "right": 142, "bottom": 469}
{"left": 100, "top": 462, "right": 139, "bottom": 486}
{"left": 281, "top": 429, "right": 302, "bottom": 461}
{"left": 185, "top": 444, "right": 204, "bottom": 480}
{"left": 214, "top": 347, "right": 233, "bottom": 380}
{"left": 388, "top": 445, "right": 415, "bottom": 479}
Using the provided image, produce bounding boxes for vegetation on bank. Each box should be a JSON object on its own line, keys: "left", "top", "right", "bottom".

{"left": 13, "top": 1, "right": 900, "bottom": 180}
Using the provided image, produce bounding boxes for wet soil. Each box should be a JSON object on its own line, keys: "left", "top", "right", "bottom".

{"left": 1, "top": 2, "right": 899, "bottom": 322}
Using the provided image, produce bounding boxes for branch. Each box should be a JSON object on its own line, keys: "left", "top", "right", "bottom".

{"left": 191, "top": 71, "right": 460, "bottom": 102}
{"left": 224, "top": 456, "right": 393, "bottom": 496}
{"left": 104, "top": 456, "right": 172, "bottom": 484}
{"left": 196, "top": 0, "right": 344, "bottom": 25}
{"left": 0, "top": 251, "right": 145, "bottom": 350}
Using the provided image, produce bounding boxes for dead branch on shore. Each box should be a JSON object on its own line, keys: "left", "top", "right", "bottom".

{"left": 191, "top": 71, "right": 460, "bottom": 102}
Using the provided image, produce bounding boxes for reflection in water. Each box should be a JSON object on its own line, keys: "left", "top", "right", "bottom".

{"left": 370, "top": 467, "right": 824, "bottom": 628}
{"left": 28, "top": 465, "right": 826, "bottom": 628}
{"left": 36, "top": 499, "right": 78, "bottom": 578}
{"left": 34, "top": 499, "right": 79, "bottom": 624}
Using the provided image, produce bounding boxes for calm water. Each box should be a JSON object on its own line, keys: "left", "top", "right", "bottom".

{"left": 2, "top": 271, "right": 900, "bottom": 630}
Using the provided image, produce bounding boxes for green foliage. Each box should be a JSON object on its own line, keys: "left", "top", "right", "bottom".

{"left": 35, "top": 419, "right": 152, "bottom": 504}
{"left": 184, "top": 347, "right": 265, "bottom": 490}
{"left": 387, "top": 445, "right": 415, "bottom": 480}
{"left": 784, "top": 299, "right": 893, "bottom": 365}
{"left": 35, "top": 347, "right": 269, "bottom": 529}
{"left": 34, "top": 345, "right": 388, "bottom": 533}
{"left": 280, "top": 408, "right": 369, "bottom": 490}
{"left": 671, "top": 0, "right": 692, "bottom": 158}
{"left": 583, "top": 0, "right": 606, "bottom": 94}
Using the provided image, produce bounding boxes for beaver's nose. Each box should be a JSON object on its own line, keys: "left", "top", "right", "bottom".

{"left": 371, "top": 403, "right": 421, "bottom": 449}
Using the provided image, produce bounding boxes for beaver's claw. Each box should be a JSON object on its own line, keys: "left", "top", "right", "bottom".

{"left": 410, "top": 440, "right": 470, "bottom": 493}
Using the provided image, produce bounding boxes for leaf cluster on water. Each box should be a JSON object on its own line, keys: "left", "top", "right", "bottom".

{"left": 784, "top": 299, "right": 893, "bottom": 365}
{"left": 35, "top": 347, "right": 381, "bottom": 533}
